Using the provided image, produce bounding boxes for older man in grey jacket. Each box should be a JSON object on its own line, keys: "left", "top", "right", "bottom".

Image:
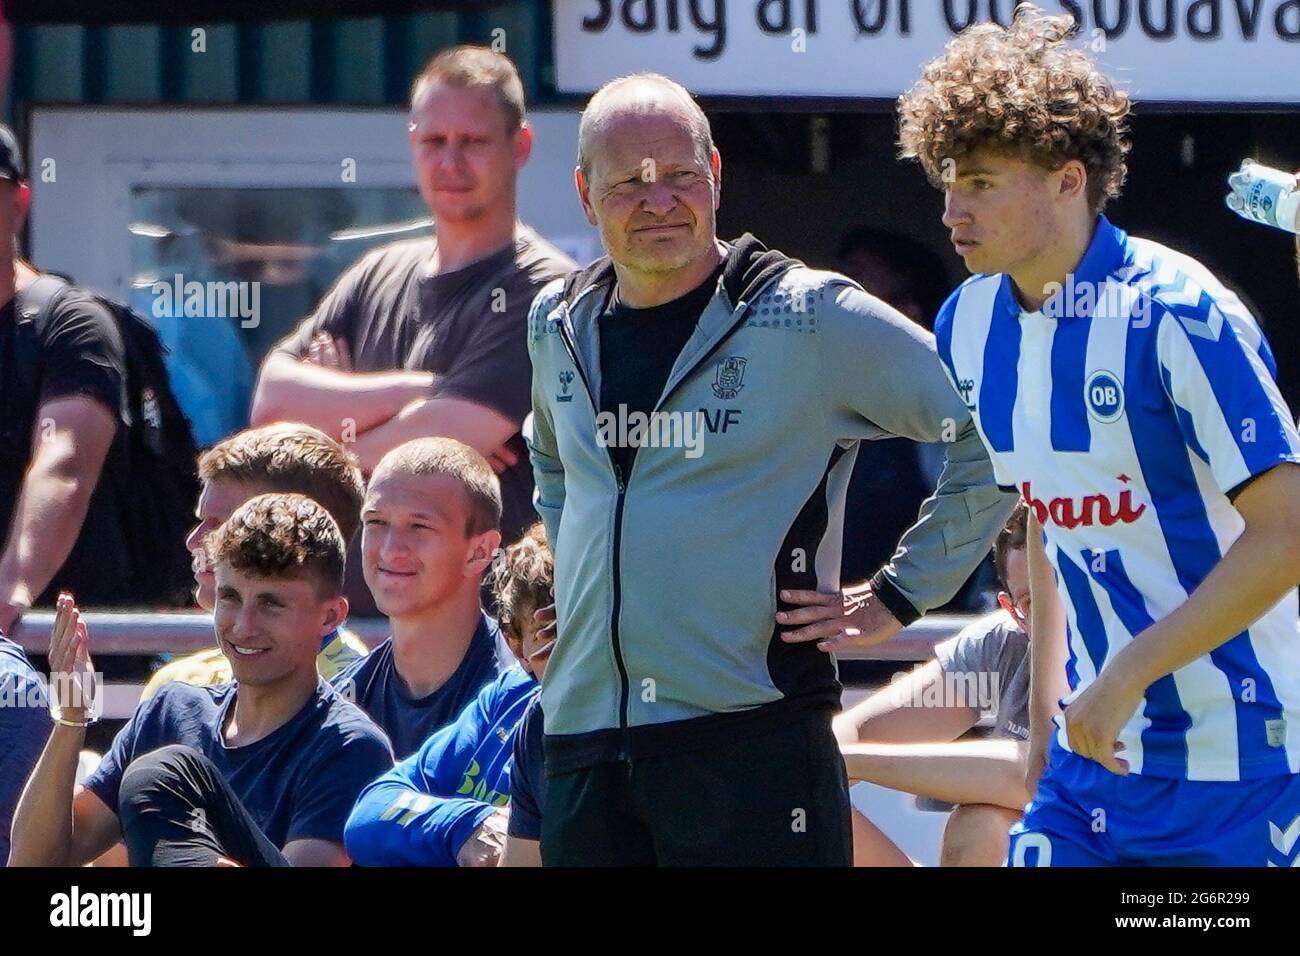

{"left": 525, "top": 72, "right": 1017, "bottom": 866}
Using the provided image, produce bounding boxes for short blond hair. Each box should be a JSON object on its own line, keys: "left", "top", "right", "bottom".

{"left": 897, "top": 3, "right": 1130, "bottom": 213}
{"left": 410, "top": 45, "right": 526, "bottom": 134}
{"left": 370, "top": 437, "right": 502, "bottom": 536}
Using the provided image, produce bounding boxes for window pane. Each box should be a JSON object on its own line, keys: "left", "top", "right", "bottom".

{"left": 128, "top": 185, "right": 428, "bottom": 445}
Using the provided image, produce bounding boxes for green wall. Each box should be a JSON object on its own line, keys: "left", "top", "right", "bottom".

{"left": 9, "top": 3, "right": 552, "bottom": 120}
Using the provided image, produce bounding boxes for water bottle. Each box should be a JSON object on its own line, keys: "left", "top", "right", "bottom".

{"left": 1225, "top": 160, "right": 1300, "bottom": 235}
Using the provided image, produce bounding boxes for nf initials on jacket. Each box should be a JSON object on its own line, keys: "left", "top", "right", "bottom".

{"left": 525, "top": 234, "right": 1017, "bottom": 773}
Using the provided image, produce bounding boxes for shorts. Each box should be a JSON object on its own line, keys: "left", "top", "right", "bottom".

{"left": 540, "top": 708, "right": 851, "bottom": 866}
{"left": 1008, "top": 739, "right": 1300, "bottom": 867}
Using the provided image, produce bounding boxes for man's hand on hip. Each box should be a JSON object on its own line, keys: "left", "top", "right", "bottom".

{"left": 776, "top": 581, "right": 903, "bottom": 653}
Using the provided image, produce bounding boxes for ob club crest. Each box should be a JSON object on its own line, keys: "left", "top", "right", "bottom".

{"left": 1085, "top": 370, "right": 1124, "bottom": 423}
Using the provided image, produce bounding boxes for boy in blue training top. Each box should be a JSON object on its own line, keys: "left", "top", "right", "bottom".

{"left": 346, "top": 524, "right": 554, "bottom": 867}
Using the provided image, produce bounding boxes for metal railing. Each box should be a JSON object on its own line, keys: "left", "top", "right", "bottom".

{"left": 11, "top": 610, "right": 979, "bottom": 660}
{"left": 12, "top": 610, "right": 392, "bottom": 655}
{"left": 10, "top": 610, "right": 985, "bottom": 720}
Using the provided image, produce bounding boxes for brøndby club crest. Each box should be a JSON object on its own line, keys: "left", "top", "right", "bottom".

{"left": 712, "top": 356, "right": 748, "bottom": 400}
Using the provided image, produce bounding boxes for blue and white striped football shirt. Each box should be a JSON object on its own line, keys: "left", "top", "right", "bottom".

{"left": 934, "top": 216, "right": 1300, "bottom": 782}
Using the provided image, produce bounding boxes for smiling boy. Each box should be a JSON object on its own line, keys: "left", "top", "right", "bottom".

{"left": 329, "top": 438, "right": 507, "bottom": 758}
{"left": 8, "top": 494, "right": 393, "bottom": 867}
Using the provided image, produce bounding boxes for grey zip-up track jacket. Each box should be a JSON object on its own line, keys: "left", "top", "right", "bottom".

{"left": 525, "top": 235, "right": 1017, "bottom": 772}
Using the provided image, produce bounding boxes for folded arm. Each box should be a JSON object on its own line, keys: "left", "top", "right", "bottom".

{"left": 348, "top": 396, "right": 518, "bottom": 474}
{"left": 250, "top": 352, "right": 434, "bottom": 438}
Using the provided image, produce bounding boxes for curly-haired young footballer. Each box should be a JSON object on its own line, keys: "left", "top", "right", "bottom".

{"left": 8, "top": 495, "right": 394, "bottom": 868}
{"left": 896, "top": 4, "right": 1300, "bottom": 866}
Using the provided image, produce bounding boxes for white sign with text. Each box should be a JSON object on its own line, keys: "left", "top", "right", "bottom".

{"left": 554, "top": 0, "right": 1300, "bottom": 103}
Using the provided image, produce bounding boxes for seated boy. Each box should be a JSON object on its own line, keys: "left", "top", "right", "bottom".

{"left": 8, "top": 494, "right": 393, "bottom": 867}
{"left": 838, "top": 504, "right": 1031, "bottom": 866}
{"left": 344, "top": 524, "right": 553, "bottom": 866}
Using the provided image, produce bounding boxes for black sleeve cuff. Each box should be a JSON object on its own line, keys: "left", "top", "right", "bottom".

{"left": 506, "top": 813, "right": 542, "bottom": 841}
{"left": 869, "top": 570, "right": 922, "bottom": 627}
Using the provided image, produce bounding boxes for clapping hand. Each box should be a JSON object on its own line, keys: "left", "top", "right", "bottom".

{"left": 47, "top": 593, "right": 98, "bottom": 724}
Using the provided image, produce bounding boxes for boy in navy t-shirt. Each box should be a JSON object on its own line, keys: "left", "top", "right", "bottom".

{"left": 330, "top": 438, "right": 510, "bottom": 758}
{"left": 8, "top": 494, "right": 393, "bottom": 867}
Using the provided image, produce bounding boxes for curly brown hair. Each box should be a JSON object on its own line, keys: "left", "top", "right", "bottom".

{"left": 488, "top": 523, "right": 553, "bottom": 643}
{"left": 208, "top": 493, "right": 345, "bottom": 598}
{"left": 897, "top": 3, "right": 1131, "bottom": 213}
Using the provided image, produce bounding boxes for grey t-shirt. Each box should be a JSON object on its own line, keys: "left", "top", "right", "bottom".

{"left": 934, "top": 610, "right": 1030, "bottom": 740}
{"left": 275, "top": 224, "right": 576, "bottom": 545}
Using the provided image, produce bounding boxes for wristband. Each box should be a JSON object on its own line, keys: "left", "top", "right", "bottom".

{"left": 55, "top": 716, "right": 94, "bottom": 729}
{"left": 50, "top": 708, "right": 97, "bottom": 728}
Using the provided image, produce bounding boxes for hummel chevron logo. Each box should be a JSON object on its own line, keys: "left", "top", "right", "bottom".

{"left": 1267, "top": 813, "right": 1300, "bottom": 866}
{"left": 1173, "top": 301, "right": 1224, "bottom": 342}
{"left": 1158, "top": 275, "right": 1203, "bottom": 311}
{"left": 556, "top": 370, "right": 575, "bottom": 403}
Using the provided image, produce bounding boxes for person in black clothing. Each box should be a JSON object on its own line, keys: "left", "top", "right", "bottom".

{"left": 0, "top": 123, "right": 131, "bottom": 634}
